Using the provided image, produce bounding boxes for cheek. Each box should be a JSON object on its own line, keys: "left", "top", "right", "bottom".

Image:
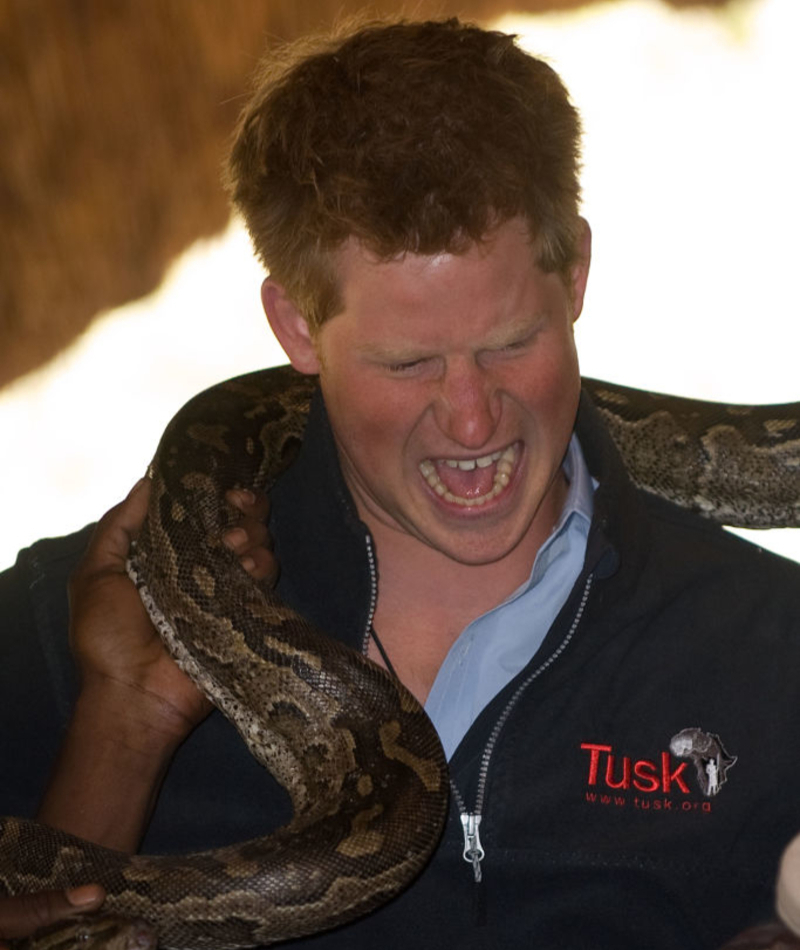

{"left": 514, "top": 340, "right": 581, "bottom": 432}
{"left": 326, "top": 379, "right": 424, "bottom": 468}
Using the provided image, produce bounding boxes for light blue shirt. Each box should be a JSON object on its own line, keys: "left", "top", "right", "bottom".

{"left": 424, "top": 435, "right": 595, "bottom": 760}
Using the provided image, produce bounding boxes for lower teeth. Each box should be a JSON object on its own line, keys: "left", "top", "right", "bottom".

{"left": 420, "top": 447, "right": 515, "bottom": 507}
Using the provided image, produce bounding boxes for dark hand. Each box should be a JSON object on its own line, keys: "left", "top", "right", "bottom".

{"left": 717, "top": 920, "right": 800, "bottom": 949}
{"left": 36, "top": 481, "right": 276, "bottom": 850}
{"left": 68, "top": 478, "right": 212, "bottom": 742}
{"left": 69, "top": 481, "right": 276, "bottom": 743}
{"left": 0, "top": 886, "right": 105, "bottom": 947}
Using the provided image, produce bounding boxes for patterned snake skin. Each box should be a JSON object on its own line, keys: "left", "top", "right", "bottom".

{"left": 1, "top": 365, "right": 798, "bottom": 949}
{"left": 584, "top": 377, "right": 800, "bottom": 528}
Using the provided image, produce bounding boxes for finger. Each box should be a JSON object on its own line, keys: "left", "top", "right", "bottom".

{"left": 222, "top": 525, "right": 278, "bottom": 583}
{"left": 223, "top": 521, "right": 270, "bottom": 555}
{"left": 225, "top": 488, "right": 270, "bottom": 521}
{"left": 0, "top": 886, "right": 105, "bottom": 940}
{"left": 78, "top": 479, "right": 152, "bottom": 579}
{"left": 239, "top": 547, "right": 279, "bottom": 585}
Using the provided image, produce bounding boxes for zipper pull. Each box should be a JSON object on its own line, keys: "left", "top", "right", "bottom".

{"left": 460, "top": 813, "right": 485, "bottom": 883}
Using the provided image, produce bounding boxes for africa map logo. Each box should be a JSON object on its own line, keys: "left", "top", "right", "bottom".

{"left": 581, "top": 728, "right": 737, "bottom": 814}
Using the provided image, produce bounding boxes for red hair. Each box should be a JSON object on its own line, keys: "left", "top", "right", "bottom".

{"left": 227, "top": 18, "right": 583, "bottom": 329}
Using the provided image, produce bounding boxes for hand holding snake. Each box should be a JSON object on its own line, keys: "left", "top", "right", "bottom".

{"left": 0, "top": 885, "right": 107, "bottom": 949}
{"left": 37, "top": 479, "right": 278, "bottom": 854}
{"left": 2, "top": 488, "right": 274, "bottom": 948}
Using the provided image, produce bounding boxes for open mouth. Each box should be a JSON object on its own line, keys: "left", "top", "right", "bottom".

{"left": 418, "top": 443, "right": 518, "bottom": 507}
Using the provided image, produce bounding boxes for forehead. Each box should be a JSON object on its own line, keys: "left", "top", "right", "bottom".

{"left": 319, "top": 218, "right": 570, "bottom": 356}
{"left": 332, "top": 218, "right": 542, "bottom": 310}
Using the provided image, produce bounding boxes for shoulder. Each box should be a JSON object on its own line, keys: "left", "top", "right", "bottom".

{"left": 1, "top": 523, "right": 95, "bottom": 614}
{"left": 637, "top": 492, "right": 800, "bottom": 653}
{"left": 577, "top": 390, "right": 800, "bottom": 609}
{"left": 645, "top": 489, "right": 799, "bottom": 580}
{"left": 0, "top": 524, "right": 94, "bottom": 700}
{"left": 0, "top": 525, "right": 93, "bottom": 814}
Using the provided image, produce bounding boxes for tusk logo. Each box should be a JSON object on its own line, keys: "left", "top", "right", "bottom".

{"left": 669, "top": 727, "right": 737, "bottom": 797}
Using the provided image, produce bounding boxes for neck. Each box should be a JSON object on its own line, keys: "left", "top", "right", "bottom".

{"left": 369, "top": 470, "right": 569, "bottom": 618}
{"left": 365, "top": 530, "right": 538, "bottom": 703}
{"left": 363, "top": 473, "right": 569, "bottom": 703}
{"left": 371, "top": 519, "right": 542, "bottom": 623}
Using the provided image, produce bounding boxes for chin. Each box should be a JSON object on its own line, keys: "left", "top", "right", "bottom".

{"left": 421, "top": 522, "right": 531, "bottom": 567}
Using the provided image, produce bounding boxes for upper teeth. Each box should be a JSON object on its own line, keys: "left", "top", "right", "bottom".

{"left": 445, "top": 449, "right": 503, "bottom": 471}
{"left": 418, "top": 445, "right": 517, "bottom": 507}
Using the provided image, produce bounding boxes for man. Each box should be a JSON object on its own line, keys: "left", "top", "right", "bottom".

{"left": 2, "top": 18, "right": 800, "bottom": 949}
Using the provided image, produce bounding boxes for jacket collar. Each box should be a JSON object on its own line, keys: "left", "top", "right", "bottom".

{"left": 269, "top": 384, "right": 654, "bottom": 647}
{"left": 270, "top": 387, "right": 374, "bottom": 651}
{"left": 576, "top": 388, "right": 659, "bottom": 602}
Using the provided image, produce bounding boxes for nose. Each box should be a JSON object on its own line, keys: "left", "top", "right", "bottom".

{"left": 433, "top": 358, "right": 501, "bottom": 448}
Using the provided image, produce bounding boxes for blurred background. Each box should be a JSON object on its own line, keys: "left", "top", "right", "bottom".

{"left": 1, "top": 0, "right": 798, "bottom": 571}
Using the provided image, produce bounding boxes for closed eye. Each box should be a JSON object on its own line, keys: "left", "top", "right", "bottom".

{"left": 386, "top": 358, "right": 427, "bottom": 374}
{"left": 486, "top": 334, "right": 537, "bottom": 358}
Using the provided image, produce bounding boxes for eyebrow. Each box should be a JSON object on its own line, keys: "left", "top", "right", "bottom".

{"left": 355, "top": 341, "right": 429, "bottom": 362}
{"left": 354, "top": 312, "right": 550, "bottom": 362}
{"left": 481, "top": 315, "right": 548, "bottom": 347}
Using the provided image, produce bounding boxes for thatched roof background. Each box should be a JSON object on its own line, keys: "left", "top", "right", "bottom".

{"left": 1, "top": 0, "right": 731, "bottom": 390}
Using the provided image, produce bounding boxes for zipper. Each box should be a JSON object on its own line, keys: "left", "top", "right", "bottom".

{"left": 360, "top": 532, "right": 379, "bottom": 656}
{"left": 450, "top": 573, "right": 595, "bottom": 884}
{"left": 459, "top": 811, "right": 485, "bottom": 882}
{"left": 359, "top": 529, "right": 594, "bottom": 888}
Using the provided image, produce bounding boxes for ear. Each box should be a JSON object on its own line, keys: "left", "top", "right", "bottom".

{"left": 261, "top": 278, "right": 321, "bottom": 374}
{"left": 569, "top": 218, "right": 592, "bottom": 322}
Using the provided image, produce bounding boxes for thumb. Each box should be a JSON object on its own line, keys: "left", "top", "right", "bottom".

{"left": 81, "top": 478, "right": 152, "bottom": 577}
{"left": 118, "top": 476, "right": 152, "bottom": 536}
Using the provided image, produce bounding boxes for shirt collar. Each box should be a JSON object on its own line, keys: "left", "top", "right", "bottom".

{"left": 504, "top": 433, "right": 596, "bottom": 602}
{"left": 557, "top": 432, "right": 596, "bottom": 534}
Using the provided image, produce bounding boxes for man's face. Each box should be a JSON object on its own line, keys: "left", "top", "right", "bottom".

{"left": 278, "top": 217, "right": 589, "bottom": 567}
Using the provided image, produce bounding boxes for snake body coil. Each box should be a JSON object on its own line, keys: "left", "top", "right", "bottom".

{"left": 1, "top": 366, "right": 448, "bottom": 948}
{"left": 1, "top": 366, "right": 798, "bottom": 948}
{"left": 583, "top": 377, "right": 800, "bottom": 528}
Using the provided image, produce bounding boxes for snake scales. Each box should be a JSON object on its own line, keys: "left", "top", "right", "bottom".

{"left": 1, "top": 364, "right": 799, "bottom": 949}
